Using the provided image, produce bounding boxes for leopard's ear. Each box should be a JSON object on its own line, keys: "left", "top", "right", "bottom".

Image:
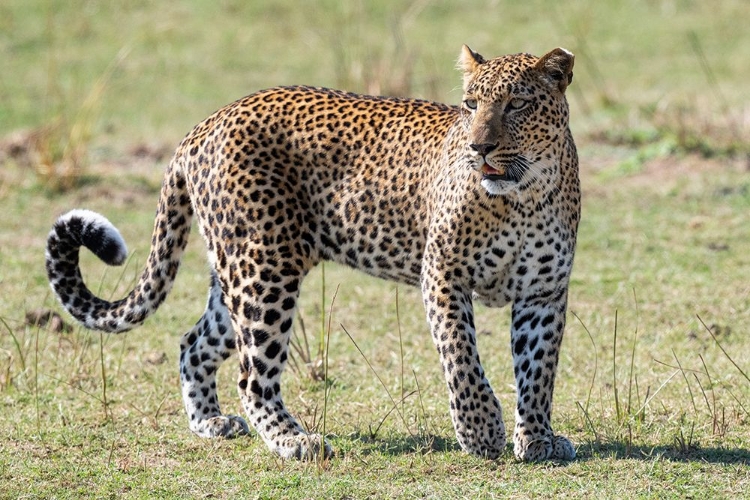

{"left": 458, "top": 45, "right": 485, "bottom": 89}
{"left": 534, "top": 48, "right": 575, "bottom": 93}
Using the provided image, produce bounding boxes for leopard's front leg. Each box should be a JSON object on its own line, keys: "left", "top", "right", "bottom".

{"left": 510, "top": 291, "right": 576, "bottom": 461}
{"left": 421, "top": 264, "right": 507, "bottom": 459}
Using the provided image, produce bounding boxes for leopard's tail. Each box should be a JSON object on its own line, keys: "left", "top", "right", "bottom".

{"left": 45, "top": 159, "right": 193, "bottom": 333}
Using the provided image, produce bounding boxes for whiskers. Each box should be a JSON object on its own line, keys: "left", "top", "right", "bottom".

{"left": 517, "top": 157, "right": 563, "bottom": 200}
{"left": 455, "top": 148, "right": 561, "bottom": 201}
{"left": 506, "top": 155, "right": 532, "bottom": 183}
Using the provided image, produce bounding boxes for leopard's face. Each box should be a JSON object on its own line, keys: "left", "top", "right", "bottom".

{"left": 457, "top": 46, "right": 574, "bottom": 196}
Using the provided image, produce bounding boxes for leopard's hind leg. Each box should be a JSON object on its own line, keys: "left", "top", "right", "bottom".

{"left": 179, "top": 271, "right": 249, "bottom": 438}
{"left": 216, "top": 243, "right": 331, "bottom": 460}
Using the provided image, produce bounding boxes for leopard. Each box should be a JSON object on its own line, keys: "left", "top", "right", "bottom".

{"left": 45, "top": 45, "right": 580, "bottom": 462}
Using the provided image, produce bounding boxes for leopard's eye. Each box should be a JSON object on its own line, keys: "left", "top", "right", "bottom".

{"left": 463, "top": 98, "right": 478, "bottom": 110}
{"left": 506, "top": 98, "right": 528, "bottom": 111}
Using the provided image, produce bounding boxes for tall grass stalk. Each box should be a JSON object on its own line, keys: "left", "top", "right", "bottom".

{"left": 698, "top": 315, "right": 750, "bottom": 384}
{"left": 1, "top": 317, "right": 26, "bottom": 380}
{"left": 319, "top": 284, "right": 339, "bottom": 468}
{"left": 697, "top": 354, "right": 725, "bottom": 436}
{"left": 572, "top": 312, "right": 597, "bottom": 415}
{"left": 396, "top": 287, "right": 405, "bottom": 419}
{"left": 34, "top": 316, "right": 41, "bottom": 436}
{"left": 412, "top": 369, "right": 430, "bottom": 441}
{"left": 631, "top": 371, "right": 679, "bottom": 423}
{"left": 626, "top": 292, "right": 639, "bottom": 417}
{"left": 612, "top": 310, "right": 621, "bottom": 421}
{"left": 727, "top": 389, "right": 750, "bottom": 418}
{"left": 572, "top": 312, "right": 600, "bottom": 442}
{"left": 687, "top": 32, "right": 731, "bottom": 114}
{"left": 319, "top": 263, "right": 326, "bottom": 362}
{"left": 341, "top": 324, "right": 417, "bottom": 443}
{"left": 98, "top": 332, "right": 111, "bottom": 424}
{"left": 672, "top": 350, "right": 699, "bottom": 413}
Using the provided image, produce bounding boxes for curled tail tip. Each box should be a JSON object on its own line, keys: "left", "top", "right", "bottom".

{"left": 53, "top": 209, "right": 128, "bottom": 266}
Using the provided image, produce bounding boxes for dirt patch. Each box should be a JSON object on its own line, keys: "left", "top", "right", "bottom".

{"left": 25, "top": 309, "right": 74, "bottom": 334}
{"left": 622, "top": 153, "right": 747, "bottom": 187}
{"left": 579, "top": 141, "right": 749, "bottom": 197}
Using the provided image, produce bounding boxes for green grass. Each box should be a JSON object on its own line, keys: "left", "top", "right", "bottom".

{"left": 1, "top": 1, "right": 750, "bottom": 498}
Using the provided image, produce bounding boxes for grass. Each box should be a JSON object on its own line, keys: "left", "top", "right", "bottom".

{"left": 1, "top": 0, "right": 750, "bottom": 498}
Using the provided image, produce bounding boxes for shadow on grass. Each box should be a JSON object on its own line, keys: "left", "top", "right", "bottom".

{"left": 344, "top": 433, "right": 750, "bottom": 466}
{"left": 576, "top": 441, "right": 750, "bottom": 465}
{"left": 347, "top": 432, "right": 463, "bottom": 457}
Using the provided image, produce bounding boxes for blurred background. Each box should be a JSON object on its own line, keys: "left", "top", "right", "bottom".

{"left": 1, "top": 0, "right": 748, "bottom": 186}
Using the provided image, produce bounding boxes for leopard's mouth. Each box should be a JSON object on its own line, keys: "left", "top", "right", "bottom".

{"left": 481, "top": 162, "right": 512, "bottom": 182}
{"left": 476, "top": 155, "right": 530, "bottom": 184}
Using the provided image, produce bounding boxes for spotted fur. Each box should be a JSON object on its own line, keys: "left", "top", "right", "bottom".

{"left": 46, "top": 46, "right": 580, "bottom": 461}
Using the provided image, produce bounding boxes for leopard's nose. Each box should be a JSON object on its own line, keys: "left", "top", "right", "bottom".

{"left": 469, "top": 143, "right": 498, "bottom": 157}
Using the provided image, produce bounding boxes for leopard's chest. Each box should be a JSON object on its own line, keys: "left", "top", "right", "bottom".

{"left": 466, "top": 212, "right": 574, "bottom": 308}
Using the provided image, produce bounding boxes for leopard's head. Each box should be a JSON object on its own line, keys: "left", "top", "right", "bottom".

{"left": 457, "top": 46, "right": 574, "bottom": 196}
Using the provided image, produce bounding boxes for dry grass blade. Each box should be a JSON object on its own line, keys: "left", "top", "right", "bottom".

{"left": 626, "top": 290, "right": 639, "bottom": 416}
{"left": 673, "top": 422, "right": 696, "bottom": 455}
{"left": 341, "top": 324, "right": 416, "bottom": 442}
{"left": 671, "top": 350, "right": 698, "bottom": 413}
{"left": 368, "top": 390, "right": 418, "bottom": 440}
{"left": 396, "top": 288, "right": 406, "bottom": 419}
{"left": 612, "top": 310, "right": 621, "bottom": 421}
{"left": 289, "top": 314, "right": 325, "bottom": 382}
{"left": 572, "top": 311, "right": 598, "bottom": 415}
{"left": 697, "top": 315, "right": 750, "bottom": 384}
{"left": 576, "top": 401, "right": 600, "bottom": 444}
{"left": 412, "top": 369, "right": 431, "bottom": 438}
{"left": 630, "top": 370, "right": 680, "bottom": 421}
{"left": 319, "top": 284, "right": 339, "bottom": 469}
{"left": 0, "top": 317, "right": 26, "bottom": 377}
{"left": 726, "top": 388, "right": 750, "bottom": 418}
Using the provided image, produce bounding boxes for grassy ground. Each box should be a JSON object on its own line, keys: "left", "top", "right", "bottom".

{"left": 1, "top": 1, "right": 749, "bottom": 498}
